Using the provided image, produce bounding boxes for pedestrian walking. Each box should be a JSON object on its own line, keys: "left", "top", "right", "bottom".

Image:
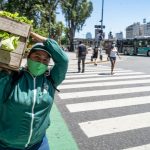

{"left": 77, "top": 41, "right": 88, "bottom": 73}
{"left": 0, "top": 32, "right": 68, "bottom": 150}
{"left": 99, "top": 47, "right": 103, "bottom": 61}
{"left": 109, "top": 43, "right": 121, "bottom": 75}
{"left": 92, "top": 46, "right": 99, "bottom": 65}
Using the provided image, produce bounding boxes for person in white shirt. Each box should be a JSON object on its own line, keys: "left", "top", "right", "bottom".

{"left": 109, "top": 43, "right": 120, "bottom": 75}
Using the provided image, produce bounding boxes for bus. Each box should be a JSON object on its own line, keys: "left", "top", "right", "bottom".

{"left": 117, "top": 37, "right": 150, "bottom": 56}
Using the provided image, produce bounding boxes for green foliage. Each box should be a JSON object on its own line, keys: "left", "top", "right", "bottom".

{"left": 60, "top": 0, "right": 93, "bottom": 50}
{"left": 0, "top": 11, "right": 33, "bottom": 25}
{"left": 33, "top": 27, "right": 49, "bottom": 37}
{"left": 61, "top": 36, "right": 69, "bottom": 45}
{"left": 0, "top": 30, "right": 9, "bottom": 39}
{"left": 0, "top": 0, "right": 93, "bottom": 47}
{"left": 0, "top": 0, "right": 66, "bottom": 41}
{"left": 61, "top": 0, "right": 93, "bottom": 31}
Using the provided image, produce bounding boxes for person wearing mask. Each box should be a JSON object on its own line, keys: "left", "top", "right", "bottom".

{"left": 109, "top": 43, "right": 121, "bottom": 75}
{"left": 92, "top": 46, "right": 99, "bottom": 65}
{"left": 0, "top": 32, "right": 68, "bottom": 150}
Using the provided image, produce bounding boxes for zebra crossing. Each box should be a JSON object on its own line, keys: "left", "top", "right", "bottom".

{"left": 57, "top": 64, "right": 150, "bottom": 150}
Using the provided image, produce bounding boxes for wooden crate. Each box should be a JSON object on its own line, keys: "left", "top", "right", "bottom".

{"left": 0, "top": 16, "right": 31, "bottom": 70}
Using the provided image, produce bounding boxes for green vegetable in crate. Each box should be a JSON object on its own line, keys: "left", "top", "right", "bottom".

{"left": 0, "top": 11, "right": 33, "bottom": 25}
{"left": 1, "top": 36, "right": 19, "bottom": 51}
{"left": 0, "top": 31, "right": 10, "bottom": 39}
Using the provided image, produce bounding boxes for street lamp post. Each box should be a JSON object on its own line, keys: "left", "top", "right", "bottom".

{"left": 101, "top": 0, "right": 104, "bottom": 29}
{"left": 99, "top": 0, "right": 104, "bottom": 59}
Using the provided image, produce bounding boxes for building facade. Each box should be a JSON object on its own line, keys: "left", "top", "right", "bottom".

{"left": 115, "top": 32, "right": 123, "bottom": 40}
{"left": 126, "top": 22, "right": 150, "bottom": 38}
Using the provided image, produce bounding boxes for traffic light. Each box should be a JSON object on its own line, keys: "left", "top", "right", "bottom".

{"left": 98, "top": 30, "right": 103, "bottom": 34}
{"left": 98, "top": 30, "right": 105, "bottom": 40}
{"left": 99, "top": 35, "right": 103, "bottom": 40}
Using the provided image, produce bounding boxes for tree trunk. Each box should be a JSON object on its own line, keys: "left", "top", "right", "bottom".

{"left": 68, "top": 22, "right": 75, "bottom": 52}
{"left": 69, "top": 31, "right": 74, "bottom": 52}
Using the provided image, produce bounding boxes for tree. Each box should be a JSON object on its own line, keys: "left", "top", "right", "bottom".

{"left": 60, "top": 0, "right": 93, "bottom": 51}
{"left": 1, "top": 0, "right": 64, "bottom": 38}
{"left": 0, "top": 0, "right": 5, "bottom": 10}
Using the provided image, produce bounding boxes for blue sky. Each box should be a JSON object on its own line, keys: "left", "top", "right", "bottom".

{"left": 57, "top": 0, "right": 150, "bottom": 39}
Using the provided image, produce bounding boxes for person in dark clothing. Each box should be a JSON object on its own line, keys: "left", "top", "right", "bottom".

{"left": 77, "top": 41, "right": 88, "bottom": 73}
{"left": 92, "top": 46, "right": 98, "bottom": 65}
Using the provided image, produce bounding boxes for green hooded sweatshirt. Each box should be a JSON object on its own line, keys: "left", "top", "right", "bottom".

{"left": 0, "top": 38, "right": 68, "bottom": 149}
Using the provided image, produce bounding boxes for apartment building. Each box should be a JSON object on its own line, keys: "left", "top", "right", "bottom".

{"left": 126, "top": 22, "right": 150, "bottom": 38}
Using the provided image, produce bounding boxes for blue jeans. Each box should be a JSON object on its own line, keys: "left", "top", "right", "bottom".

{"left": 0, "top": 136, "right": 50, "bottom": 150}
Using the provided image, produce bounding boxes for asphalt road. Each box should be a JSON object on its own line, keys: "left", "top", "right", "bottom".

{"left": 53, "top": 54, "right": 150, "bottom": 150}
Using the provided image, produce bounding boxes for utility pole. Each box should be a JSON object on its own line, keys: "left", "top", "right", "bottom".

{"left": 99, "top": 0, "right": 105, "bottom": 37}
{"left": 99, "top": 0, "right": 104, "bottom": 60}
{"left": 94, "top": 0, "right": 105, "bottom": 47}
{"left": 101, "top": 0, "right": 104, "bottom": 29}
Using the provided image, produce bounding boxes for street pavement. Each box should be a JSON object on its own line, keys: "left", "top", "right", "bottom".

{"left": 46, "top": 51, "right": 109, "bottom": 150}
{"left": 47, "top": 53, "right": 150, "bottom": 150}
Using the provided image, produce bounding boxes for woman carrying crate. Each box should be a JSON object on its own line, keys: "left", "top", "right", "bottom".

{"left": 0, "top": 32, "right": 68, "bottom": 150}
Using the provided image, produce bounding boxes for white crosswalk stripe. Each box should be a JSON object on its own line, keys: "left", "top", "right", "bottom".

{"left": 57, "top": 65, "right": 150, "bottom": 149}
{"left": 67, "top": 70, "right": 134, "bottom": 75}
{"left": 123, "top": 144, "right": 150, "bottom": 150}
{"left": 59, "top": 79, "right": 150, "bottom": 89}
{"left": 79, "top": 112, "right": 150, "bottom": 137}
{"left": 66, "top": 72, "right": 144, "bottom": 78}
{"left": 59, "top": 86, "right": 150, "bottom": 99}
{"left": 66, "top": 96, "right": 150, "bottom": 112}
{"left": 63, "top": 74, "right": 150, "bottom": 83}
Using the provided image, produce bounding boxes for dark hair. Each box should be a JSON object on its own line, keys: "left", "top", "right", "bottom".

{"left": 79, "top": 41, "right": 82, "bottom": 44}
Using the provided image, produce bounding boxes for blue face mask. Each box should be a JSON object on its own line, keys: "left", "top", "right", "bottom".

{"left": 27, "top": 59, "right": 48, "bottom": 76}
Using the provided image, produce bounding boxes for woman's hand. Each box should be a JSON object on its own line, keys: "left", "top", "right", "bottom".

{"left": 30, "top": 32, "right": 47, "bottom": 43}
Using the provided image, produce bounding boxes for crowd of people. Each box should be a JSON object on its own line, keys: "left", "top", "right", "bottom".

{"left": 76, "top": 40, "right": 120, "bottom": 74}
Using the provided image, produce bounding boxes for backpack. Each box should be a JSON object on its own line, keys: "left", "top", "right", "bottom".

{"left": 78, "top": 44, "right": 87, "bottom": 57}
